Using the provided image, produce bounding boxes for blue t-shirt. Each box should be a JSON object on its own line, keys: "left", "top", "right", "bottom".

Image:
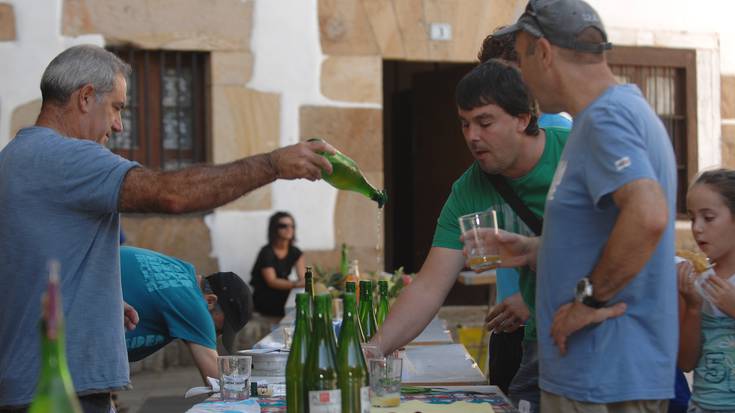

{"left": 121, "top": 247, "right": 216, "bottom": 362}
{"left": 0, "top": 127, "right": 139, "bottom": 406}
{"left": 536, "top": 84, "right": 677, "bottom": 402}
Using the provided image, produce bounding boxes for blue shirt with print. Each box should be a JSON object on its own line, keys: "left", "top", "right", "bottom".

{"left": 121, "top": 247, "right": 216, "bottom": 362}
{"left": 536, "top": 84, "right": 677, "bottom": 402}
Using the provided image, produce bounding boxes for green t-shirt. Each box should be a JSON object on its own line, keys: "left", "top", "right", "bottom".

{"left": 432, "top": 127, "right": 569, "bottom": 341}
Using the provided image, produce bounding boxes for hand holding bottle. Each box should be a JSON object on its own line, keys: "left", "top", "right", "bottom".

{"left": 267, "top": 140, "right": 336, "bottom": 181}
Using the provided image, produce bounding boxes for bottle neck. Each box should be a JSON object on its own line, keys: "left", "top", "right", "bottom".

{"left": 39, "top": 319, "right": 68, "bottom": 376}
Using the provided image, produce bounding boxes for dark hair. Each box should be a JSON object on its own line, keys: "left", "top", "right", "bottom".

{"left": 477, "top": 27, "right": 518, "bottom": 64}
{"left": 692, "top": 169, "right": 735, "bottom": 216}
{"left": 455, "top": 59, "right": 539, "bottom": 136}
{"left": 268, "top": 211, "right": 296, "bottom": 246}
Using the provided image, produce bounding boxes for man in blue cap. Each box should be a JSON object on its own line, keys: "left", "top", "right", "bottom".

{"left": 487, "top": 1, "right": 678, "bottom": 412}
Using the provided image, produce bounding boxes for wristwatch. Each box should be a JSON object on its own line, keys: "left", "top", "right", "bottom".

{"left": 575, "top": 277, "right": 607, "bottom": 308}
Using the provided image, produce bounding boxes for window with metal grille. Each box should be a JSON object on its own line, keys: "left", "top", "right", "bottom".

{"left": 608, "top": 47, "right": 697, "bottom": 216}
{"left": 106, "top": 49, "right": 208, "bottom": 170}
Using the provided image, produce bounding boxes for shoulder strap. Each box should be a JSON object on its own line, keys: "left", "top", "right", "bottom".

{"left": 484, "top": 173, "right": 543, "bottom": 236}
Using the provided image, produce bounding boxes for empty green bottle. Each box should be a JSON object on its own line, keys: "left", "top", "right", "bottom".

{"left": 304, "top": 294, "right": 340, "bottom": 412}
{"left": 358, "top": 280, "right": 378, "bottom": 341}
{"left": 376, "top": 280, "right": 390, "bottom": 327}
{"left": 338, "top": 293, "right": 370, "bottom": 413}
{"left": 29, "top": 261, "right": 82, "bottom": 413}
{"left": 286, "top": 294, "right": 311, "bottom": 413}
{"left": 308, "top": 138, "right": 387, "bottom": 208}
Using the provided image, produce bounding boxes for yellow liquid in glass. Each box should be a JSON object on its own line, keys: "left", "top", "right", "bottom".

{"left": 468, "top": 255, "right": 501, "bottom": 272}
{"left": 372, "top": 394, "right": 400, "bottom": 407}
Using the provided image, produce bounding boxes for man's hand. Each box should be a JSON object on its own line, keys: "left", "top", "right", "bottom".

{"left": 486, "top": 293, "right": 530, "bottom": 333}
{"left": 123, "top": 301, "right": 139, "bottom": 331}
{"left": 461, "top": 229, "right": 538, "bottom": 269}
{"left": 677, "top": 261, "right": 702, "bottom": 310}
{"left": 550, "top": 301, "right": 626, "bottom": 355}
{"left": 268, "top": 140, "right": 335, "bottom": 181}
{"left": 703, "top": 276, "right": 735, "bottom": 318}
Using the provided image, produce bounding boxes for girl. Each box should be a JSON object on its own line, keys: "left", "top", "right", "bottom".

{"left": 678, "top": 168, "right": 735, "bottom": 412}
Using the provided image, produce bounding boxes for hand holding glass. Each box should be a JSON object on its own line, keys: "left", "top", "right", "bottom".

{"left": 459, "top": 210, "right": 501, "bottom": 272}
{"left": 218, "top": 355, "right": 252, "bottom": 401}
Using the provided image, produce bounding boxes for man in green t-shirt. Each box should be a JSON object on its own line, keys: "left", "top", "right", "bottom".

{"left": 373, "top": 59, "right": 569, "bottom": 412}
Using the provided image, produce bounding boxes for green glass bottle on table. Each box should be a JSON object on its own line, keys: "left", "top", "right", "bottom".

{"left": 307, "top": 138, "right": 387, "bottom": 208}
{"left": 338, "top": 293, "right": 370, "bottom": 413}
{"left": 358, "top": 280, "right": 378, "bottom": 341}
{"left": 376, "top": 280, "right": 390, "bottom": 327}
{"left": 29, "top": 261, "right": 82, "bottom": 413}
{"left": 304, "top": 294, "right": 340, "bottom": 412}
{"left": 286, "top": 293, "right": 311, "bottom": 413}
{"left": 340, "top": 243, "right": 350, "bottom": 278}
{"left": 304, "top": 266, "right": 315, "bottom": 332}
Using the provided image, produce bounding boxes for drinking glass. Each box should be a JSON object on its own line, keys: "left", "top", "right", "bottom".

{"left": 459, "top": 210, "right": 501, "bottom": 272}
{"left": 368, "top": 356, "right": 402, "bottom": 407}
{"left": 217, "top": 355, "right": 252, "bottom": 401}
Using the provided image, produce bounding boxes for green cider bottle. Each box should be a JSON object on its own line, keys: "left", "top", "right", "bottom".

{"left": 358, "top": 280, "right": 378, "bottom": 341}
{"left": 376, "top": 280, "right": 390, "bottom": 327}
{"left": 29, "top": 262, "right": 82, "bottom": 413}
{"left": 338, "top": 293, "right": 370, "bottom": 413}
{"left": 340, "top": 244, "right": 350, "bottom": 278}
{"left": 286, "top": 293, "right": 311, "bottom": 413}
{"left": 304, "top": 294, "right": 341, "bottom": 412}
{"left": 308, "top": 138, "right": 387, "bottom": 208}
{"left": 304, "top": 266, "right": 315, "bottom": 332}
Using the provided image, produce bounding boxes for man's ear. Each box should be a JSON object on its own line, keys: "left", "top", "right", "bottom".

{"left": 516, "top": 112, "right": 532, "bottom": 134}
{"left": 77, "top": 84, "right": 96, "bottom": 113}
{"left": 536, "top": 37, "right": 554, "bottom": 69}
{"left": 204, "top": 293, "right": 218, "bottom": 311}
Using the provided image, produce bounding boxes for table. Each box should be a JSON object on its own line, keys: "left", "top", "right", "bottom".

{"left": 257, "top": 315, "right": 452, "bottom": 350}
{"left": 402, "top": 344, "right": 486, "bottom": 386}
{"left": 188, "top": 385, "right": 518, "bottom": 412}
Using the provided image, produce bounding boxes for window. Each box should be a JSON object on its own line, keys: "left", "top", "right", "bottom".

{"left": 107, "top": 49, "right": 208, "bottom": 170}
{"left": 608, "top": 47, "right": 697, "bottom": 216}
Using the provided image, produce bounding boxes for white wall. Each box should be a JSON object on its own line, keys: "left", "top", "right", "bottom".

{"left": 0, "top": 0, "right": 103, "bottom": 147}
{"left": 588, "top": 0, "right": 735, "bottom": 74}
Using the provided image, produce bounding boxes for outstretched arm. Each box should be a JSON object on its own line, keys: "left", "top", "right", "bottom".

{"left": 372, "top": 247, "right": 465, "bottom": 355}
{"left": 119, "top": 140, "right": 334, "bottom": 213}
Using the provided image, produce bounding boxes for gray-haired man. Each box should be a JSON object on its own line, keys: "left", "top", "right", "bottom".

{"left": 0, "top": 44, "right": 334, "bottom": 413}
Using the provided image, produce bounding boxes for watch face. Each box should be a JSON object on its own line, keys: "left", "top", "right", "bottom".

{"left": 575, "top": 278, "right": 591, "bottom": 301}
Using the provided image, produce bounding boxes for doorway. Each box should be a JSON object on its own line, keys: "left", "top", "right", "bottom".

{"left": 383, "top": 60, "right": 488, "bottom": 305}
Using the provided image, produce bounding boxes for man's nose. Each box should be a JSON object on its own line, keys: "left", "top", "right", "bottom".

{"left": 112, "top": 115, "right": 123, "bottom": 132}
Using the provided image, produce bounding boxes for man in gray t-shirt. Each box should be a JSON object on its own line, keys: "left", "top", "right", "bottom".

{"left": 0, "top": 45, "right": 334, "bottom": 413}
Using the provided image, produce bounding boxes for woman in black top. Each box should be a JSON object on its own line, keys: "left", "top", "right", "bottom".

{"left": 250, "top": 211, "right": 305, "bottom": 317}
